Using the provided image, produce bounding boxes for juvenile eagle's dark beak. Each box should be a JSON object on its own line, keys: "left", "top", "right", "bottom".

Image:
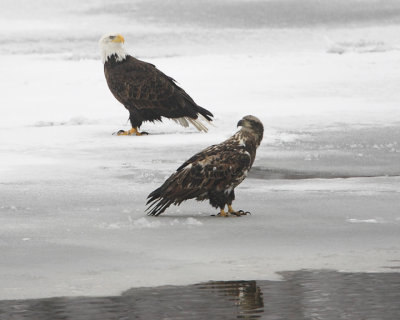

{"left": 237, "top": 119, "right": 244, "bottom": 127}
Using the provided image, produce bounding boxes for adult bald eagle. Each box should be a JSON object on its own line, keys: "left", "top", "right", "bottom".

{"left": 146, "top": 115, "right": 264, "bottom": 216}
{"left": 99, "top": 33, "right": 213, "bottom": 135}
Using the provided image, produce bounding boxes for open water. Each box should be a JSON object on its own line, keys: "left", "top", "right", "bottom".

{"left": 1, "top": 270, "right": 399, "bottom": 319}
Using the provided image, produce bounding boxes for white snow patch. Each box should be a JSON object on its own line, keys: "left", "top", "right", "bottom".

{"left": 346, "top": 218, "right": 383, "bottom": 224}
{"left": 170, "top": 217, "right": 203, "bottom": 226}
{"left": 34, "top": 117, "right": 94, "bottom": 127}
{"left": 132, "top": 217, "right": 162, "bottom": 229}
{"left": 99, "top": 218, "right": 161, "bottom": 230}
{"left": 326, "top": 38, "right": 398, "bottom": 55}
{"left": 98, "top": 217, "right": 202, "bottom": 230}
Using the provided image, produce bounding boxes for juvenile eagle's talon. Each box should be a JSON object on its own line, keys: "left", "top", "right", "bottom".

{"left": 216, "top": 213, "right": 229, "bottom": 218}
{"left": 230, "top": 210, "right": 250, "bottom": 216}
{"left": 217, "top": 209, "right": 229, "bottom": 217}
{"left": 227, "top": 205, "right": 248, "bottom": 216}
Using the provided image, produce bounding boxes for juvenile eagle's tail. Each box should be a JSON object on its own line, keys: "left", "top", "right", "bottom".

{"left": 146, "top": 165, "right": 196, "bottom": 216}
{"left": 146, "top": 185, "right": 174, "bottom": 216}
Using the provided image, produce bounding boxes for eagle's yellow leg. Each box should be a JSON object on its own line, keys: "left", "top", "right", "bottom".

{"left": 117, "top": 127, "right": 147, "bottom": 136}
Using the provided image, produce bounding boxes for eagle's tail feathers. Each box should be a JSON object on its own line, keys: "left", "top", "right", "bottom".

{"left": 188, "top": 117, "right": 209, "bottom": 132}
{"left": 197, "top": 106, "right": 214, "bottom": 122}
{"left": 146, "top": 185, "right": 173, "bottom": 216}
{"left": 146, "top": 197, "right": 172, "bottom": 216}
{"left": 172, "top": 117, "right": 190, "bottom": 128}
{"left": 172, "top": 115, "right": 212, "bottom": 132}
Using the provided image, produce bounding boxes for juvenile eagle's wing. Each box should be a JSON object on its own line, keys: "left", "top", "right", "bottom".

{"left": 146, "top": 143, "right": 251, "bottom": 216}
{"left": 105, "top": 56, "right": 212, "bottom": 120}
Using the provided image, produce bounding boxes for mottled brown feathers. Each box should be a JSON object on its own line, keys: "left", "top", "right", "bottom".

{"left": 104, "top": 55, "right": 213, "bottom": 130}
{"left": 146, "top": 116, "right": 264, "bottom": 216}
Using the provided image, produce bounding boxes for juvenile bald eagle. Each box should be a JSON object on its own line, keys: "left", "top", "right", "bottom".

{"left": 146, "top": 115, "right": 264, "bottom": 216}
{"left": 99, "top": 33, "right": 213, "bottom": 135}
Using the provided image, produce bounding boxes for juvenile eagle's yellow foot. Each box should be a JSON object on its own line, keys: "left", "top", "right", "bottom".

{"left": 215, "top": 208, "right": 244, "bottom": 217}
{"left": 113, "top": 127, "right": 149, "bottom": 136}
{"left": 217, "top": 209, "right": 229, "bottom": 217}
{"left": 228, "top": 205, "right": 250, "bottom": 216}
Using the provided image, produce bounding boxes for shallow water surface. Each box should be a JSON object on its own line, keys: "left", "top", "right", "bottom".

{"left": 1, "top": 270, "right": 399, "bottom": 319}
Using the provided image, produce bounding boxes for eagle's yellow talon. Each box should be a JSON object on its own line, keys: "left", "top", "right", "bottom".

{"left": 115, "top": 130, "right": 127, "bottom": 136}
{"left": 115, "top": 127, "right": 147, "bottom": 136}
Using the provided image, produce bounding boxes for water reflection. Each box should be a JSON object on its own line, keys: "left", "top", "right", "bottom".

{"left": 196, "top": 280, "right": 264, "bottom": 318}
{"left": 1, "top": 271, "right": 399, "bottom": 319}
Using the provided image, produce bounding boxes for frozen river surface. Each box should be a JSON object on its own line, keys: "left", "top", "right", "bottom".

{"left": 1, "top": 54, "right": 399, "bottom": 300}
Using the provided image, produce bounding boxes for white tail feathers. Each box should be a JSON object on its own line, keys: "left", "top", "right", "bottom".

{"left": 172, "top": 115, "right": 212, "bottom": 133}
{"left": 172, "top": 117, "right": 189, "bottom": 128}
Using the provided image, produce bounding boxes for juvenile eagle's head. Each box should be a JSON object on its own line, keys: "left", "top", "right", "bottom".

{"left": 237, "top": 115, "right": 264, "bottom": 146}
{"left": 99, "top": 33, "right": 127, "bottom": 64}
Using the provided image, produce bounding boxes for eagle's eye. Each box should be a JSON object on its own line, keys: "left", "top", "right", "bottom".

{"left": 109, "top": 36, "right": 116, "bottom": 40}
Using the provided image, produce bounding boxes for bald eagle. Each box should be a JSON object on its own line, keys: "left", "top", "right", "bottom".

{"left": 146, "top": 115, "right": 264, "bottom": 216}
{"left": 99, "top": 33, "right": 213, "bottom": 135}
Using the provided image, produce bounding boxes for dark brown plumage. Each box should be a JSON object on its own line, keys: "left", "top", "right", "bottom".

{"left": 146, "top": 115, "right": 264, "bottom": 216}
{"left": 99, "top": 33, "right": 213, "bottom": 134}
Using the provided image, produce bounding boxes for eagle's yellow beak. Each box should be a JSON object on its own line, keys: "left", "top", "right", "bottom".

{"left": 112, "top": 34, "right": 125, "bottom": 44}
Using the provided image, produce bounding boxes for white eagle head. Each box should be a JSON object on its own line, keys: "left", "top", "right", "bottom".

{"left": 99, "top": 33, "right": 127, "bottom": 64}
{"left": 237, "top": 115, "right": 264, "bottom": 146}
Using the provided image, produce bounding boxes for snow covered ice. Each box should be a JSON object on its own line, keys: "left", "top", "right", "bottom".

{"left": 0, "top": 0, "right": 400, "bottom": 300}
